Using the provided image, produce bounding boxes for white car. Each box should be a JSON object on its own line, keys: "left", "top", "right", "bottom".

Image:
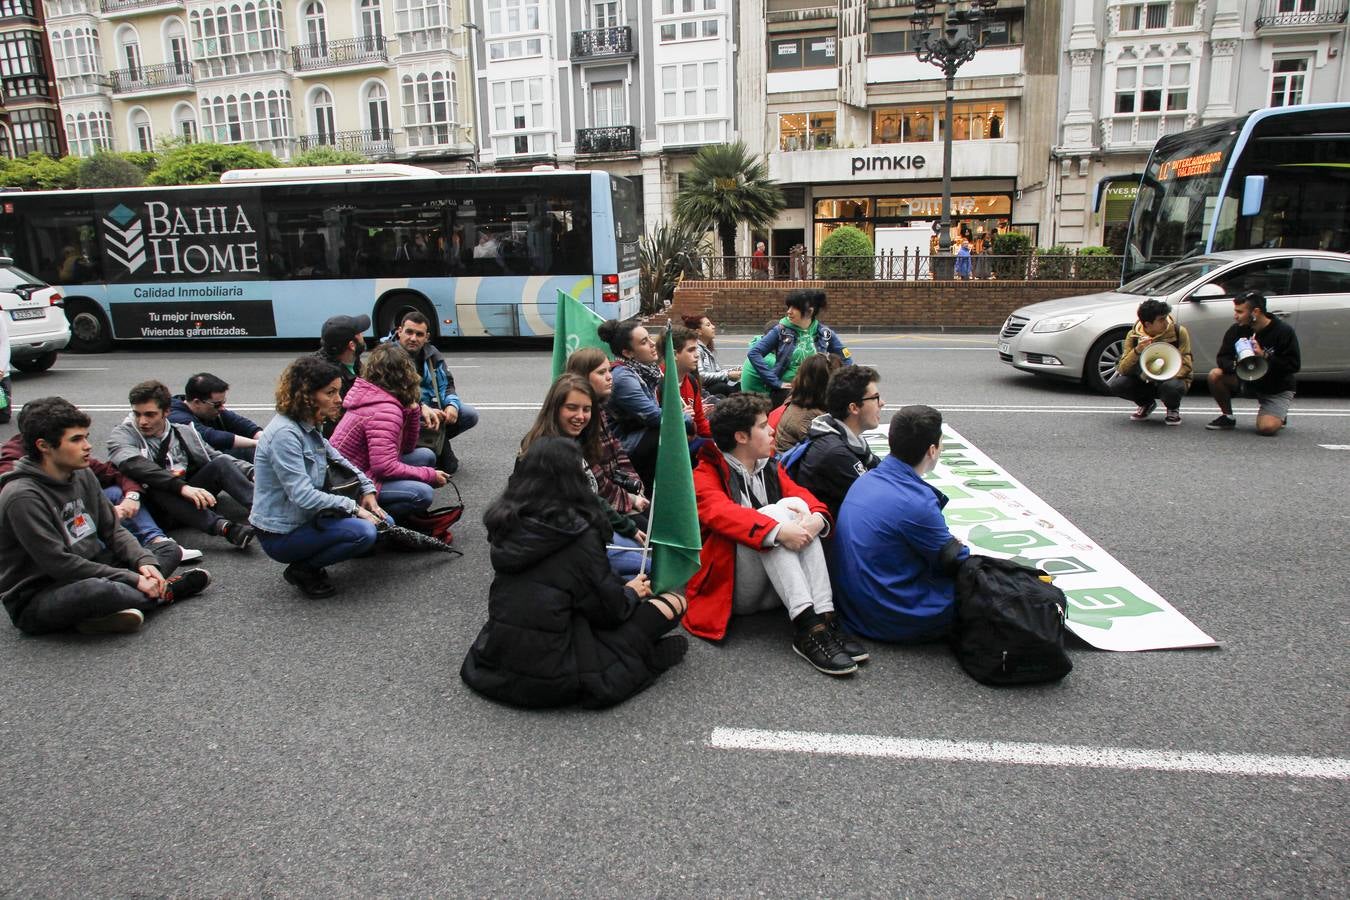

{"left": 0, "top": 258, "right": 69, "bottom": 373}
{"left": 998, "top": 249, "right": 1350, "bottom": 392}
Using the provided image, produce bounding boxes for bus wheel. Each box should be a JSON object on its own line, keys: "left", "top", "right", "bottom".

{"left": 1084, "top": 328, "right": 1128, "bottom": 394}
{"left": 65, "top": 301, "right": 113, "bottom": 353}
{"left": 376, "top": 294, "right": 436, "bottom": 341}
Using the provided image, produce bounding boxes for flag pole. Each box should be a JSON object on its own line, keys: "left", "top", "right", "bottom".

{"left": 638, "top": 466, "right": 657, "bottom": 574}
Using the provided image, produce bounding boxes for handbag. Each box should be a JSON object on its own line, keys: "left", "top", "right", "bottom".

{"left": 416, "top": 421, "right": 447, "bottom": 455}
{"left": 403, "top": 481, "right": 464, "bottom": 543}
{"left": 324, "top": 458, "right": 363, "bottom": 501}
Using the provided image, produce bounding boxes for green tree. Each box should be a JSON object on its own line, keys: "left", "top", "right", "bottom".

{"left": 991, "top": 231, "right": 1032, "bottom": 280}
{"left": 77, "top": 152, "right": 147, "bottom": 188}
{"left": 817, "top": 226, "right": 874, "bottom": 279}
{"left": 638, "top": 221, "right": 703, "bottom": 314}
{"left": 120, "top": 150, "right": 160, "bottom": 175}
{"left": 0, "top": 153, "right": 80, "bottom": 190}
{"left": 292, "top": 146, "right": 367, "bottom": 167}
{"left": 673, "top": 142, "right": 785, "bottom": 278}
{"left": 146, "top": 143, "right": 279, "bottom": 185}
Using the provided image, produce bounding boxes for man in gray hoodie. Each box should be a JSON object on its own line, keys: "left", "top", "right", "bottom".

{"left": 107, "top": 380, "right": 256, "bottom": 549}
{"left": 0, "top": 397, "right": 211, "bottom": 635}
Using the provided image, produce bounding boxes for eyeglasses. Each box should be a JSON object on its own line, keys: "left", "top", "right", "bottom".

{"left": 205, "top": 399, "right": 226, "bottom": 409}
{"left": 861, "top": 394, "right": 883, "bottom": 405}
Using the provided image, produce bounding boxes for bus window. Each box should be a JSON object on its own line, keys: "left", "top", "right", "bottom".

{"left": 25, "top": 204, "right": 101, "bottom": 284}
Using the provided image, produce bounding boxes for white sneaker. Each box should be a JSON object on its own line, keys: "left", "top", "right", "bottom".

{"left": 76, "top": 608, "right": 144, "bottom": 634}
{"left": 179, "top": 547, "right": 204, "bottom": 563}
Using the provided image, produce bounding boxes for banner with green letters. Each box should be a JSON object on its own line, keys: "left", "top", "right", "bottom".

{"left": 863, "top": 426, "right": 1218, "bottom": 651}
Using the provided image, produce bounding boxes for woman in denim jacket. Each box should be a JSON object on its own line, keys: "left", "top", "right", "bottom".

{"left": 745, "top": 289, "right": 853, "bottom": 406}
{"left": 251, "top": 357, "right": 390, "bottom": 598}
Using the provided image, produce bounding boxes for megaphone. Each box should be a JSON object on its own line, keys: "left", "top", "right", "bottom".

{"left": 1139, "top": 341, "right": 1182, "bottom": 382}
{"left": 1234, "top": 337, "right": 1269, "bottom": 381}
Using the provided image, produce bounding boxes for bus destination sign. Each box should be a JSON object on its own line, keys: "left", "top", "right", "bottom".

{"left": 1157, "top": 151, "right": 1223, "bottom": 181}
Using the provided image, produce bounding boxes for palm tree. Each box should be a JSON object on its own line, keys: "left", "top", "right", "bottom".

{"left": 674, "top": 142, "right": 785, "bottom": 279}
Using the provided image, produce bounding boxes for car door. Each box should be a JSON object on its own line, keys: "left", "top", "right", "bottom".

{"left": 1174, "top": 256, "right": 1298, "bottom": 374}
{"left": 1295, "top": 256, "right": 1350, "bottom": 378}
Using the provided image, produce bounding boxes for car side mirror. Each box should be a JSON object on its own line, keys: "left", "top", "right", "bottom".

{"left": 1189, "top": 283, "right": 1227, "bottom": 301}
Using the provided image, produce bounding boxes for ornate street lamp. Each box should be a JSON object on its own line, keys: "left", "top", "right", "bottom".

{"left": 910, "top": 0, "right": 999, "bottom": 268}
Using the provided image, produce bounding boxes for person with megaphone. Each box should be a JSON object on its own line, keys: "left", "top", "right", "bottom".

{"left": 1206, "top": 290, "right": 1301, "bottom": 436}
{"left": 1108, "top": 299, "right": 1193, "bottom": 426}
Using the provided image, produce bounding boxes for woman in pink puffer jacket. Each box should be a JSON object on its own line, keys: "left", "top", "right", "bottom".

{"left": 329, "top": 343, "right": 451, "bottom": 519}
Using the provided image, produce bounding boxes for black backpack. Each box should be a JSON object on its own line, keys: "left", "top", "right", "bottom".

{"left": 951, "top": 556, "right": 1073, "bottom": 686}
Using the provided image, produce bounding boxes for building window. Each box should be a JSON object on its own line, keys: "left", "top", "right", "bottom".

{"left": 591, "top": 0, "right": 619, "bottom": 28}
{"left": 52, "top": 28, "right": 103, "bottom": 78}
{"left": 658, "top": 61, "right": 723, "bottom": 145}
{"left": 201, "top": 89, "right": 294, "bottom": 145}
{"left": 129, "top": 108, "right": 153, "bottom": 151}
{"left": 64, "top": 110, "right": 113, "bottom": 157}
{"left": 0, "top": 32, "right": 40, "bottom": 78}
{"left": 311, "top": 87, "right": 335, "bottom": 139}
{"left": 871, "top": 102, "right": 1006, "bottom": 144}
{"left": 490, "top": 76, "right": 550, "bottom": 157}
{"left": 1270, "top": 57, "right": 1309, "bottom": 107}
{"left": 401, "top": 70, "right": 456, "bottom": 146}
{"left": 487, "top": 36, "right": 543, "bottom": 60}
{"left": 0, "top": 0, "right": 37, "bottom": 17}
{"left": 1114, "top": 63, "right": 1189, "bottom": 115}
{"left": 9, "top": 107, "right": 60, "bottom": 157}
{"left": 778, "top": 111, "right": 835, "bottom": 151}
{"left": 393, "top": 0, "right": 448, "bottom": 50}
{"left": 173, "top": 102, "right": 198, "bottom": 142}
{"left": 360, "top": 0, "right": 384, "bottom": 42}
{"left": 365, "top": 80, "right": 390, "bottom": 136}
{"left": 591, "top": 82, "right": 625, "bottom": 127}
{"left": 190, "top": 1, "right": 286, "bottom": 77}
{"left": 658, "top": 0, "right": 719, "bottom": 43}
{"left": 485, "top": 0, "right": 541, "bottom": 36}
{"left": 1116, "top": 1, "right": 1195, "bottom": 31}
{"left": 165, "top": 20, "right": 189, "bottom": 73}
{"left": 303, "top": 1, "right": 328, "bottom": 47}
{"left": 768, "top": 35, "right": 835, "bottom": 70}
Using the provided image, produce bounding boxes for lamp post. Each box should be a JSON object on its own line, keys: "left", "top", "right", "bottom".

{"left": 910, "top": 0, "right": 998, "bottom": 272}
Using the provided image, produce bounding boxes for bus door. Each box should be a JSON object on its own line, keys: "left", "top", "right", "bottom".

{"left": 1178, "top": 256, "right": 1297, "bottom": 373}
{"left": 1294, "top": 255, "right": 1350, "bottom": 377}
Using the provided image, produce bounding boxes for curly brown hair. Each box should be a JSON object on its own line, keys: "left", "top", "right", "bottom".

{"left": 275, "top": 356, "right": 344, "bottom": 423}
{"left": 360, "top": 342, "right": 421, "bottom": 407}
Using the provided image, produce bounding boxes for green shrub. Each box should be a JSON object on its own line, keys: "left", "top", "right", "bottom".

{"left": 0, "top": 153, "right": 80, "bottom": 190}
{"left": 1035, "top": 245, "right": 1073, "bottom": 279}
{"left": 991, "top": 231, "right": 1031, "bottom": 279}
{"left": 1075, "top": 245, "right": 1120, "bottom": 280}
{"left": 120, "top": 151, "right": 160, "bottom": 175}
{"left": 146, "top": 143, "right": 279, "bottom": 185}
{"left": 77, "top": 153, "right": 146, "bottom": 188}
{"left": 292, "top": 146, "right": 367, "bottom": 167}
{"left": 817, "top": 226, "right": 874, "bottom": 279}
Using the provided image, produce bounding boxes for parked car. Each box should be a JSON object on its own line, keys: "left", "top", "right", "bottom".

{"left": 997, "top": 249, "right": 1350, "bottom": 393}
{"left": 0, "top": 258, "right": 69, "bottom": 373}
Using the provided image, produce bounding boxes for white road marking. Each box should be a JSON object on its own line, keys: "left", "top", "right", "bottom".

{"left": 52, "top": 367, "right": 110, "bottom": 371}
{"left": 1319, "top": 444, "right": 1350, "bottom": 450}
{"left": 708, "top": 727, "right": 1350, "bottom": 781}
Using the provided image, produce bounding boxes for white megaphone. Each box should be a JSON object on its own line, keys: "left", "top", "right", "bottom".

{"left": 1138, "top": 341, "right": 1182, "bottom": 382}
{"left": 1234, "top": 337, "right": 1269, "bottom": 381}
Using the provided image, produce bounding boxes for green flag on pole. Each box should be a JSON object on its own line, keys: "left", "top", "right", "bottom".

{"left": 648, "top": 332, "right": 703, "bottom": 595}
{"left": 551, "top": 289, "right": 608, "bottom": 379}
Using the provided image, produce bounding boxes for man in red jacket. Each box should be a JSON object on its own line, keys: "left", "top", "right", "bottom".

{"left": 685, "top": 393, "right": 863, "bottom": 677}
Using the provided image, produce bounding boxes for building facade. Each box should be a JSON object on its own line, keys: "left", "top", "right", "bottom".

{"left": 45, "top": 0, "right": 476, "bottom": 165}
{"left": 1052, "top": 0, "right": 1350, "bottom": 251}
{"left": 1, "top": 0, "right": 66, "bottom": 158}
{"left": 740, "top": 0, "right": 1061, "bottom": 259}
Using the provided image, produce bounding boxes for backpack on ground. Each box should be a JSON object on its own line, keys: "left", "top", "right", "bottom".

{"left": 951, "top": 555, "right": 1073, "bottom": 686}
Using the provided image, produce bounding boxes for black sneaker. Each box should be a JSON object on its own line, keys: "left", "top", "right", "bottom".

{"left": 76, "top": 608, "right": 144, "bottom": 634}
{"left": 651, "top": 634, "right": 689, "bottom": 672}
{"left": 163, "top": 568, "right": 211, "bottom": 603}
{"left": 222, "top": 521, "right": 255, "bottom": 549}
{"left": 441, "top": 443, "right": 459, "bottom": 476}
{"left": 1164, "top": 409, "right": 1182, "bottom": 426}
{"left": 792, "top": 621, "right": 858, "bottom": 676}
{"left": 283, "top": 563, "right": 336, "bottom": 598}
{"left": 1205, "top": 415, "right": 1236, "bottom": 430}
{"left": 822, "top": 611, "right": 869, "bottom": 663}
{"left": 1129, "top": 400, "right": 1157, "bottom": 421}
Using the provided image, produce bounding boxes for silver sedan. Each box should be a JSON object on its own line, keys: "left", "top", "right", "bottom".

{"left": 997, "top": 249, "right": 1350, "bottom": 392}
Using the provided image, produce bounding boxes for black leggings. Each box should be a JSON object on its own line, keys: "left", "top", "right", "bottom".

{"left": 627, "top": 429, "right": 660, "bottom": 494}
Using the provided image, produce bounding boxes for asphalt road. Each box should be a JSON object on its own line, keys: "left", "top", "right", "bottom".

{"left": 0, "top": 334, "right": 1345, "bottom": 897}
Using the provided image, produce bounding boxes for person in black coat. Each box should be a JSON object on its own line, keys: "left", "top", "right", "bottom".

{"left": 789, "top": 366, "right": 883, "bottom": 519}
{"left": 460, "top": 436, "right": 688, "bottom": 709}
{"left": 1205, "top": 290, "right": 1301, "bottom": 436}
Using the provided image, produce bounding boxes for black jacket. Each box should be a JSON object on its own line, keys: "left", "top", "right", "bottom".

{"left": 790, "top": 415, "right": 881, "bottom": 518}
{"left": 460, "top": 511, "right": 666, "bottom": 709}
{"left": 1217, "top": 316, "right": 1301, "bottom": 394}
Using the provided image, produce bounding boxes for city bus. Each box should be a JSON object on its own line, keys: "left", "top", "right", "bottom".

{"left": 1119, "top": 102, "right": 1350, "bottom": 283}
{"left": 0, "top": 166, "right": 642, "bottom": 351}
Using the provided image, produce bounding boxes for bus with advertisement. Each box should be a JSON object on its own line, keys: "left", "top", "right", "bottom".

{"left": 0, "top": 166, "right": 641, "bottom": 351}
{"left": 1118, "top": 102, "right": 1350, "bottom": 283}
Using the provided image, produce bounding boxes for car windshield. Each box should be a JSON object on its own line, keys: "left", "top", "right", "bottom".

{"left": 0, "top": 265, "right": 44, "bottom": 291}
{"left": 1118, "top": 257, "right": 1227, "bottom": 296}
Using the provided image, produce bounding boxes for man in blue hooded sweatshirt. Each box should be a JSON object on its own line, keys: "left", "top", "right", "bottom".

{"left": 832, "top": 405, "right": 969, "bottom": 642}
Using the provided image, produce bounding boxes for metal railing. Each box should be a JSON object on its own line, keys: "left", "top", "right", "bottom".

{"left": 1255, "top": 0, "right": 1348, "bottom": 27}
{"left": 571, "top": 26, "right": 633, "bottom": 59}
{"left": 680, "top": 252, "right": 1126, "bottom": 282}
{"left": 576, "top": 125, "right": 637, "bottom": 154}
{"left": 110, "top": 61, "right": 192, "bottom": 93}
{"left": 297, "top": 128, "right": 394, "bottom": 157}
{"left": 291, "top": 35, "right": 389, "bottom": 71}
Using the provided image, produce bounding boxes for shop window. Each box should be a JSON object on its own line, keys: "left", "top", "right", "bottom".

{"left": 778, "top": 111, "right": 835, "bottom": 151}
{"left": 872, "top": 102, "right": 1006, "bottom": 144}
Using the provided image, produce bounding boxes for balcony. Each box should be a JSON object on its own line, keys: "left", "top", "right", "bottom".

{"left": 1255, "top": 0, "right": 1348, "bottom": 29}
{"left": 100, "top": 0, "right": 184, "bottom": 14}
{"left": 576, "top": 125, "right": 637, "bottom": 154}
{"left": 297, "top": 128, "right": 394, "bottom": 158}
{"left": 110, "top": 62, "right": 193, "bottom": 94}
{"left": 292, "top": 36, "right": 389, "bottom": 72}
{"left": 0, "top": 0, "right": 37, "bottom": 21}
{"left": 1100, "top": 113, "right": 1193, "bottom": 150}
{"left": 571, "top": 26, "right": 634, "bottom": 61}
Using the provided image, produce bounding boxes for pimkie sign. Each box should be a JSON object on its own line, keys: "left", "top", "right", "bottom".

{"left": 851, "top": 154, "right": 927, "bottom": 176}
{"left": 98, "top": 195, "right": 265, "bottom": 282}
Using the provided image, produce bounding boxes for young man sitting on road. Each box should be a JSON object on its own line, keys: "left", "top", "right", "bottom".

{"left": 832, "top": 405, "right": 970, "bottom": 643}
{"left": 785, "top": 365, "right": 883, "bottom": 519}
{"left": 1206, "top": 290, "right": 1301, "bottom": 436}
{"left": 108, "top": 380, "right": 257, "bottom": 550}
{"left": 312, "top": 314, "right": 369, "bottom": 437}
{"left": 0, "top": 397, "right": 210, "bottom": 635}
{"left": 390, "top": 311, "right": 479, "bottom": 474}
{"left": 169, "top": 373, "right": 264, "bottom": 461}
{"left": 685, "top": 393, "right": 865, "bottom": 677}
{"left": 1107, "top": 299, "right": 1193, "bottom": 426}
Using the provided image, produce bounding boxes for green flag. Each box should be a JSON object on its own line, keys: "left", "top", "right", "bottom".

{"left": 551, "top": 289, "right": 608, "bottom": 378}
{"left": 649, "top": 333, "right": 703, "bottom": 595}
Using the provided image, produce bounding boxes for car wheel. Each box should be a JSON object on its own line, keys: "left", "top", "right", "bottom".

{"left": 11, "top": 351, "right": 57, "bottom": 373}
{"left": 65, "top": 301, "right": 113, "bottom": 353}
{"left": 375, "top": 293, "right": 436, "bottom": 342}
{"left": 1085, "top": 328, "right": 1129, "bottom": 394}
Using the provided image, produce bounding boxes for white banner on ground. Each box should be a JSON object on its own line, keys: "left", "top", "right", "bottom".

{"left": 862, "top": 426, "right": 1218, "bottom": 651}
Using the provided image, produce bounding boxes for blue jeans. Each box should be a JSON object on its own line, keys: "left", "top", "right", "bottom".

{"left": 378, "top": 448, "right": 436, "bottom": 519}
{"left": 607, "top": 534, "right": 651, "bottom": 579}
{"left": 443, "top": 402, "right": 479, "bottom": 439}
{"left": 257, "top": 516, "right": 380, "bottom": 570}
{"left": 104, "top": 485, "right": 166, "bottom": 543}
